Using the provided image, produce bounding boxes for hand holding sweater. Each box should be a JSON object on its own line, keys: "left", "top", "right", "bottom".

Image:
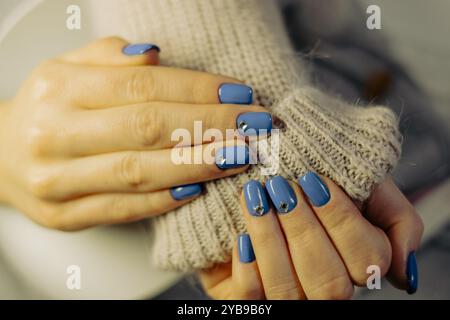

{"left": 91, "top": 0, "right": 401, "bottom": 270}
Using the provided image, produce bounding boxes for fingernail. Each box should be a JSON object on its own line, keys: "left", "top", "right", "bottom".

{"left": 265, "top": 176, "right": 297, "bottom": 214}
{"left": 237, "top": 112, "right": 272, "bottom": 136}
{"left": 243, "top": 180, "right": 270, "bottom": 216}
{"left": 216, "top": 145, "right": 250, "bottom": 169}
{"left": 170, "top": 183, "right": 202, "bottom": 200}
{"left": 406, "top": 251, "right": 418, "bottom": 294}
{"left": 218, "top": 83, "right": 253, "bottom": 104}
{"left": 122, "top": 43, "right": 160, "bottom": 55}
{"left": 298, "top": 171, "right": 330, "bottom": 207}
{"left": 238, "top": 234, "right": 255, "bottom": 263}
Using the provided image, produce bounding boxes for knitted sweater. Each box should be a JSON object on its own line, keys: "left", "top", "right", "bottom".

{"left": 90, "top": 0, "right": 402, "bottom": 271}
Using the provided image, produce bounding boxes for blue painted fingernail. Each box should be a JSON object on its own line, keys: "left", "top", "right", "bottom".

{"left": 218, "top": 83, "right": 253, "bottom": 104}
{"left": 122, "top": 43, "right": 160, "bottom": 55}
{"left": 244, "top": 180, "right": 270, "bottom": 216}
{"left": 265, "top": 176, "right": 297, "bottom": 214}
{"left": 216, "top": 145, "right": 250, "bottom": 169}
{"left": 406, "top": 251, "right": 418, "bottom": 294}
{"left": 238, "top": 234, "right": 255, "bottom": 263}
{"left": 170, "top": 183, "right": 202, "bottom": 200}
{"left": 298, "top": 171, "right": 330, "bottom": 207}
{"left": 237, "top": 112, "right": 272, "bottom": 136}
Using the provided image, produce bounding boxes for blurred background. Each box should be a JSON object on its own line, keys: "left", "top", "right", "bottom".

{"left": 0, "top": 0, "right": 449, "bottom": 299}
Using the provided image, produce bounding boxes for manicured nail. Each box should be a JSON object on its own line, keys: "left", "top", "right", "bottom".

{"left": 244, "top": 180, "right": 270, "bottom": 216}
{"left": 406, "top": 251, "right": 418, "bottom": 294}
{"left": 216, "top": 145, "right": 250, "bottom": 169}
{"left": 237, "top": 112, "right": 272, "bottom": 136}
{"left": 218, "top": 83, "right": 253, "bottom": 104}
{"left": 265, "top": 176, "right": 297, "bottom": 214}
{"left": 122, "top": 43, "right": 160, "bottom": 55}
{"left": 238, "top": 234, "right": 255, "bottom": 263}
{"left": 298, "top": 171, "right": 330, "bottom": 207}
{"left": 170, "top": 183, "right": 202, "bottom": 200}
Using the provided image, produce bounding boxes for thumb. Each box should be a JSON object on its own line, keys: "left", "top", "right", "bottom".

{"left": 57, "top": 36, "right": 160, "bottom": 66}
{"left": 364, "top": 178, "right": 424, "bottom": 294}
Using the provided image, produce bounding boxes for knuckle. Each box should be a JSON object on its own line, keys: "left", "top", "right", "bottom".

{"left": 308, "top": 274, "right": 354, "bottom": 300}
{"left": 324, "top": 201, "right": 356, "bottom": 233}
{"left": 116, "top": 152, "right": 146, "bottom": 189}
{"left": 124, "top": 70, "right": 156, "bottom": 102}
{"left": 26, "top": 124, "right": 52, "bottom": 158}
{"left": 28, "top": 60, "right": 64, "bottom": 101}
{"left": 284, "top": 217, "right": 321, "bottom": 247}
{"left": 128, "top": 108, "right": 161, "bottom": 148}
{"left": 27, "top": 168, "right": 58, "bottom": 200}
{"left": 248, "top": 228, "right": 276, "bottom": 249}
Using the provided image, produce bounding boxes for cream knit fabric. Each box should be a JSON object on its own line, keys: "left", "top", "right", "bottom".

{"left": 92, "top": 0, "right": 402, "bottom": 271}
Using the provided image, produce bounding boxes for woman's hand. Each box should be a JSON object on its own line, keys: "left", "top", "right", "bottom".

{"left": 199, "top": 175, "right": 423, "bottom": 299}
{"left": 0, "top": 37, "right": 271, "bottom": 230}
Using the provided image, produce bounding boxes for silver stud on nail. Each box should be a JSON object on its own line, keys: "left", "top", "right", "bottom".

{"left": 217, "top": 156, "right": 227, "bottom": 166}
{"left": 280, "top": 202, "right": 288, "bottom": 213}
{"left": 238, "top": 120, "right": 248, "bottom": 132}
{"left": 253, "top": 205, "right": 264, "bottom": 216}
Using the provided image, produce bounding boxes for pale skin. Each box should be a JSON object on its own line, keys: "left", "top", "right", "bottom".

{"left": 0, "top": 37, "right": 423, "bottom": 298}
{"left": 0, "top": 37, "right": 260, "bottom": 230}
{"left": 200, "top": 177, "right": 424, "bottom": 299}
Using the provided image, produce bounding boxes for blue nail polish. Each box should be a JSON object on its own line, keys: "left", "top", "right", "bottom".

{"left": 216, "top": 145, "right": 250, "bottom": 169}
{"left": 244, "top": 180, "right": 270, "bottom": 216}
{"left": 170, "top": 183, "right": 202, "bottom": 200}
{"left": 238, "top": 234, "right": 255, "bottom": 263}
{"left": 122, "top": 43, "right": 160, "bottom": 55}
{"left": 218, "top": 83, "right": 253, "bottom": 104}
{"left": 265, "top": 176, "right": 297, "bottom": 214}
{"left": 298, "top": 171, "right": 330, "bottom": 207}
{"left": 406, "top": 251, "right": 418, "bottom": 294}
{"left": 237, "top": 112, "right": 272, "bottom": 136}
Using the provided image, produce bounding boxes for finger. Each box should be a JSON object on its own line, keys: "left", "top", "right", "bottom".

{"left": 241, "top": 181, "right": 305, "bottom": 300}
{"left": 58, "top": 36, "right": 160, "bottom": 66}
{"left": 231, "top": 235, "right": 265, "bottom": 299}
{"left": 298, "top": 172, "right": 392, "bottom": 286}
{"left": 35, "top": 187, "right": 200, "bottom": 231}
{"left": 31, "top": 140, "right": 251, "bottom": 201}
{"left": 61, "top": 63, "right": 251, "bottom": 108}
{"left": 263, "top": 176, "right": 353, "bottom": 299}
{"left": 364, "top": 178, "right": 424, "bottom": 293}
{"left": 47, "top": 103, "right": 271, "bottom": 156}
{"left": 199, "top": 263, "right": 233, "bottom": 300}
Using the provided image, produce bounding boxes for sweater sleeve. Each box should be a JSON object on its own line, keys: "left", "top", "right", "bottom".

{"left": 89, "top": 0, "right": 401, "bottom": 271}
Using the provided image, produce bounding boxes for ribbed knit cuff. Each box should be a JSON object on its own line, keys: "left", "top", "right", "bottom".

{"left": 151, "top": 87, "right": 401, "bottom": 271}
{"left": 271, "top": 87, "right": 402, "bottom": 200}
